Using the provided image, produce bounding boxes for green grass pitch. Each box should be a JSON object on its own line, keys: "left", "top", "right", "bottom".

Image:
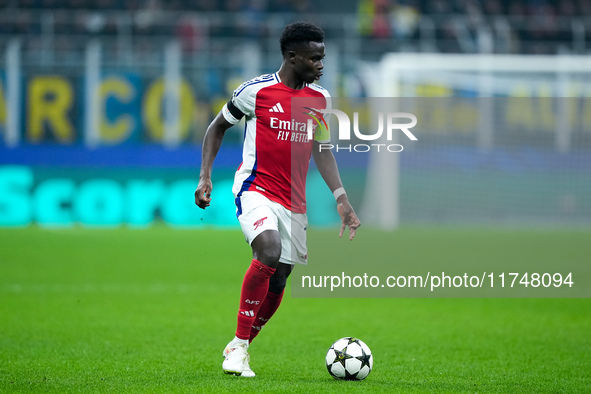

{"left": 1, "top": 227, "right": 590, "bottom": 393}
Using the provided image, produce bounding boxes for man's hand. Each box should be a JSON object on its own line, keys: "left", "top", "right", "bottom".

{"left": 195, "top": 178, "right": 213, "bottom": 209}
{"left": 337, "top": 199, "right": 361, "bottom": 241}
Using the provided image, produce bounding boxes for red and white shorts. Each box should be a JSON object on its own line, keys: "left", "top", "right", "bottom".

{"left": 236, "top": 191, "right": 308, "bottom": 265}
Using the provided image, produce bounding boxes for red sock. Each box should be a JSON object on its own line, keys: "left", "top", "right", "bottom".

{"left": 235, "top": 259, "right": 276, "bottom": 341}
{"left": 249, "top": 289, "right": 285, "bottom": 343}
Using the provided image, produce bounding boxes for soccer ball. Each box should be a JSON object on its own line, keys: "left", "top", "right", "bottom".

{"left": 325, "top": 337, "right": 373, "bottom": 380}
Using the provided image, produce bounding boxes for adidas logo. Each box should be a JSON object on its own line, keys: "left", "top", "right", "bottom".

{"left": 269, "top": 103, "right": 285, "bottom": 113}
{"left": 240, "top": 310, "right": 255, "bottom": 317}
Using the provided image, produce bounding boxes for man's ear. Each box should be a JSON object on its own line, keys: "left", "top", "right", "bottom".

{"left": 288, "top": 50, "right": 296, "bottom": 63}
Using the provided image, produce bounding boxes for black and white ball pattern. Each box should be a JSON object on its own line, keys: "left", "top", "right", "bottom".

{"left": 325, "top": 337, "right": 373, "bottom": 380}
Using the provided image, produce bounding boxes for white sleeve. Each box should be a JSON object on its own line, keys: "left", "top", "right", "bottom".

{"left": 230, "top": 80, "right": 257, "bottom": 119}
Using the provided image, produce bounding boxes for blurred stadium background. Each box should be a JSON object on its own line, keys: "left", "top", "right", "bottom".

{"left": 0, "top": 0, "right": 590, "bottom": 228}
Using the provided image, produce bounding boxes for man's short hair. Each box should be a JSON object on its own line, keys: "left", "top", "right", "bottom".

{"left": 280, "top": 21, "right": 325, "bottom": 55}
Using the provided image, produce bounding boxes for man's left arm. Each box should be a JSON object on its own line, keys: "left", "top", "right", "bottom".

{"left": 312, "top": 141, "right": 361, "bottom": 240}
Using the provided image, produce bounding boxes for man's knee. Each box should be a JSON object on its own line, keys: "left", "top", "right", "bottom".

{"left": 256, "top": 248, "right": 282, "bottom": 267}
{"left": 252, "top": 230, "right": 282, "bottom": 267}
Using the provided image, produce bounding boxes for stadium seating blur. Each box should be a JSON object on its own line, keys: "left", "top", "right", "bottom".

{"left": 1, "top": 0, "right": 589, "bottom": 62}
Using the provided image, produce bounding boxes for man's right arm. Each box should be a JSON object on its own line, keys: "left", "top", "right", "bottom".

{"left": 194, "top": 110, "right": 236, "bottom": 209}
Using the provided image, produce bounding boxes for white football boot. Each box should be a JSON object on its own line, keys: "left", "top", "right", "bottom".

{"left": 222, "top": 341, "right": 248, "bottom": 376}
{"left": 241, "top": 353, "right": 255, "bottom": 377}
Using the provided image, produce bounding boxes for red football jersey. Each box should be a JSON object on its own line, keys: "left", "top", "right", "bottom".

{"left": 222, "top": 73, "right": 330, "bottom": 214}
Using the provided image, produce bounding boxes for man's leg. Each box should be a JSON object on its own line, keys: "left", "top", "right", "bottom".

{"left": 249, "top": 263, "right": 293, "bottom": 342}
{"left": 223, "top": 230, "right": 281, "bottom": 376}
{"left": 248, "top": 208, "right": 306, "bottom": 342}
{"left": 235, "top": 231, "right": 281, "bottom": 339}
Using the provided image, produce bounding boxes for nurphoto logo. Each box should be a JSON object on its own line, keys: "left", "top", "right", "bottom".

{"left": 306, "top": 108, "right": 418, "bottom": 152}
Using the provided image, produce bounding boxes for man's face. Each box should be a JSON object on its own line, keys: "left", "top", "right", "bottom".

{"left": 291, "top": 41, "right": 325, "bottom": 84}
